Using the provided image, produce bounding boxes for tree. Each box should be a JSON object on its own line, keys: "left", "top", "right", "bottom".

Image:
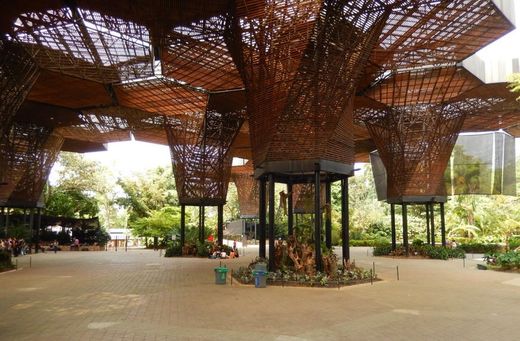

{"left": 508, "top": 73, "right": 520, "bottom": 100}
{"left": 117, "top": 166, "right": 177, "bottom": 222}
{"left": 45, "top": 153, "right": 108, "bottom": 218}
{"left": 131, "top": 206, "right": 181, "bottom": 239}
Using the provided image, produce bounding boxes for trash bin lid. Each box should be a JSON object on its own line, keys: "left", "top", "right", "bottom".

{"left": 214, "top": 267, "right": 229, "bottom": 272}
{"left": 254, "top": 262, "right": 267, "bottom": 272}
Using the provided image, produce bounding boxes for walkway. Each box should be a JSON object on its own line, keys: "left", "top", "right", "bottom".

{"left": 0, "top": 247, "right": 519, "bottom": 340}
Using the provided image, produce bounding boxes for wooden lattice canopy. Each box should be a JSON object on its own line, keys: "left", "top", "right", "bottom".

{"left": 231, "top": 162, "right": 258, "bottom": 218}
{"left": 357, "top": 65, "right": 505, "bottom": 203}
{"left": 0, "top": 122, "right": 56, "bottom": 205}
{"left": 165, "top": 91, "right": 246, "bottom": 206}
{"left": 0, "top": 1, "right": 519, "bottom": 207}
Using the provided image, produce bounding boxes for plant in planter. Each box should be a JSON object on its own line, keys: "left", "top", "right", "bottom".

{"left": 0, "top": 250, "right": 13, "bottom": 272}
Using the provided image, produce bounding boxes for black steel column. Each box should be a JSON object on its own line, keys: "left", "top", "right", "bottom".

{"left": 0, "top": 207, "right": 4, "bottom": 236}
{"left": 201, "top": 206, "right": 205, "bottom": 242}
{"left": 217, "top": 204, "right": 224, "bottom": 246}
{"left": 430, "top": 203, "right": 435, "bottom": 246}
{"left": 259, "top": 178, "right": 267, "bottom": 259}
{"left": 390, "top": 204, "right": 396, "bottom": 250}
{"left": 440, "top": 202, "right": 446, "bottom": 247}
{"left": 268, "top": 174, "right": 275, "bottom": 271}
{"left": 426, "top": 203, "right": 430, "bottom": 244}
{"left": 314, "top": 164, "right": 322, "bottom": 271}
{"left": 5, "top": 208, "right": 9, "bottom": 236}
{"left": 341, "top": 178, "right": 350, "bottom": 263}
{"left": 180, "top": 204, "right": 185, "bottom": 247}
{"left": 402, "top": 203, "right": 409, "bottom": 256}
{"left": 287, "top": 182, "right": 293, "bottom": 237}
{"left": 36, "top": 208, "right": 42, "bottom": 253}
{"left": 198, "top": 205, "right": 205, "bottom": 243}
{"left": 325, "top": 180, "right": 332, "bottom": 249}
{"left": 29, "top": 208, "right": 34, "bottom": 246}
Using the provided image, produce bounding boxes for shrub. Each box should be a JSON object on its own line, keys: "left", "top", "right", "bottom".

{"left": 0, "top": 250, "right": 13, "bottom": 271}
{"left": 508, "top": 237, "right": 520, "bottom": 251}
{"left": 412, "top": 239, "right": 424, "bottom": 247}
{"left": 195, "top": 241, "right": 211, "bottom": 257}
{"left": 458, "top": 243, "right": 501, "bottom": 254}
{"left": 495, "top": 251, "right": 520, "bottom": 269}
{"left": 351, "top": 239, "right": 390, "bottom": 247}
{"left": 372, "top": 243, "right": 465, "bottom": 260}
{"left": 373, "top": 244, "right": 393, "bottom": 256}
{"left": 164, "top": 244, "right": 182, "bottom": 257}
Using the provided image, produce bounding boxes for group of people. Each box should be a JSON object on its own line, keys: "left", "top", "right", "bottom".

{"left": 208, "top": 239, "right": 240, "bottom": 259}
{"left": 0, "top": 238, "right": 28, "bottom": 257}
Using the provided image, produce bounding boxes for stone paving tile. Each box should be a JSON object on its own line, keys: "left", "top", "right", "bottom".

{"left": 0, "top": 248, "right": 519, "bottom": 340}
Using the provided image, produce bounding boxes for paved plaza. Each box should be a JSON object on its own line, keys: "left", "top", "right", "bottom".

{"left": 1, "top": 247, "right": 519, "bottom": 340}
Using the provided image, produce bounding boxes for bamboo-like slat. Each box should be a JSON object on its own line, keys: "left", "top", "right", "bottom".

{"left": 357, "top": 67, "right": 495, "bottom": 202}
{"left": 231, "top": 162, "right": 258, "bottom": 218}
{"left": 0, "top": 0, "right": 517, "bottom": 207}
{"left": 226, "top": 0, "right": 391, "bottom": 170}
{"left": 0, "top": 39, "right": 40, "bottom": 147}
{"left": 8, "top": 132, "right": 64, "bottom": 207}
{"left": 0, "top": 123, "right": 54, "bottom": 205}
{"left": 165, "top": 91, "right": 246, "bottom": 206}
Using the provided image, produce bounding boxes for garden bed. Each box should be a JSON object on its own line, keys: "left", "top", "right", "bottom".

{"left": 482, "top": 250, "right": 520, "bottom": 272}
{"left": 232, "top": 275, "right": 380, "bottom": 288}
{"left": 232, "top": 258, "right": 377, "bottom": 288}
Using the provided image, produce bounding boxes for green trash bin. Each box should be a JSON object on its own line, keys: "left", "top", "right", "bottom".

{"left": 253, "top": 270, "right": 267, "bottom": 288}
{"left": 214, "top": 266, "right": 229, "bottom": 284}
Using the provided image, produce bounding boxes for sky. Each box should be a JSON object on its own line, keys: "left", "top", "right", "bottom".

{"left": 50, "top": 4, "right": 520, "bottom": 179}
{"left": 82, "top": 139, "right": 172, "bottom": 178}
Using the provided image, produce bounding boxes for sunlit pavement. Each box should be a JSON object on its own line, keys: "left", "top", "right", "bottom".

{"left": 1, "top": 246, "right": 519, "bottom": 340}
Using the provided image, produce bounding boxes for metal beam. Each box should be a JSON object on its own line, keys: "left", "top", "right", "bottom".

{"left": 180, "top": 204, "right": 185, "bottom": 247}
{"left": 325, "top": 180, "right": 332, "bottom": 249}
{"left": 440, "top": 202, "right": 446, "bottom": 247}
{"left": 268, "top": 174, "right": 275, "bottom": 271}
{"left": 314, "top": 164, "right": 322, "bottom": 272}
{"left": 287, "top": 182, "right": 293, "bottom": 237}
{"left": 217, "top": 204, "right": 224, "bottom": 246}
{"left": 402, "top": 203, "right": 409, "bottom": 256}
{"left": 341, "top": 178, "right": 350, "bottom": 264}
{"left": 390, "top": 203, "right": 396, "bottom": 250}
{"left": 259, "top": 178, "right": 266, "bottom": 259}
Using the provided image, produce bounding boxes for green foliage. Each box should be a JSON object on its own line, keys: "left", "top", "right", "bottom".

{"left": 509, "top": 237, "right": 520, "bottom": 251}
{"left": 458, "top": 243, "right": 502, "bottom": 254}
{"left": 419, "top": 245, "right": 465, "bottom": 260}
{"left": 5, "top": 225, "right": 31, "bottom": 240}
{"left": 508, "top": 73, "right": 520, "bottom": 100}
{"left": 412, "top": 239, "right": 424, "bottom": 247}
{"left": 0, "top": 250, "right": 13, "bottom": 271}
{"left": 365, "top": 222, "right": 391, "bottom": 239}
{"left": 233, "top": 257, "right": 373, "bottom": 287}
{"left": 45, "top": 152, "right": 108, "bottom": 219}
{"left": 164, "top": 241, "right": 182, "bottom": 257}
{"left": 373, "top": 243, "right": 465, "bottom": 260}
{"left": 485, "top": 251, "right": 520, "bottom": 270}
{"left": 130, "top": 206, "right": 180, "bottom": 238}
{"left": 350, "top": 239, "right": 389, "bottom": 247}
{"left": 195, "top": 241, "right": 212, "bottom": 257}
{"left": 45, "top": 187, "right": 99, "bottom": 218}
{"left": 373, "top": 244, "right": 393, "bottom": 256}
{"left": 117, "top": 166, "right": 177, "bottom": 221}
